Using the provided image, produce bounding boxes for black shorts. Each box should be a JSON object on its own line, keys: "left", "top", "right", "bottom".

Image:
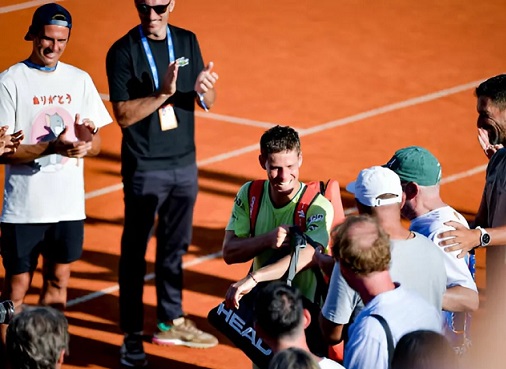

{"left": 0, "top": 220, "right": 84, "bottom": 275}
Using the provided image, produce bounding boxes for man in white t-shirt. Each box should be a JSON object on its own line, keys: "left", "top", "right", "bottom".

{"left": 255, "top": 281, "right": 344, "bottom": 369}
{"left": 384, "top": 146, "right": 478, "bottom": 354}
{"left": 0, "top": 1, "right": 112, "bottom": 343}
{"left": 319, "top": 166, "right": 446, "bottom": 346}
{"left": 333, "top": 215, "right": 442, "bottom": 369}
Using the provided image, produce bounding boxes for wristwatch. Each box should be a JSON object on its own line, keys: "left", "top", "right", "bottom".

{"left": 476, "top": 226, "right": 491, "bottom": 247}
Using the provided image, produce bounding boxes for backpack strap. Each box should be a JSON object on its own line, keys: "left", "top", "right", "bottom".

{"left": 294, "top": 182, "right": 321, "bottom": 231}
{"left": 319, "top": 180, "right": 326, "bottom": 194}
{"left": 248, "top": 180, "right": 266, "bottom": 237}
{"left": 294, "top": 182, "right": 329, "bottom": 305}
{"left": 370, "top": 314, "right": 394, "bottom": 369}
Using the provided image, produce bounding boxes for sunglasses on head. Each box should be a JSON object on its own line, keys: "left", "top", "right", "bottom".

{"left": 136, "top": 2, "right": 171, "bottom": 15}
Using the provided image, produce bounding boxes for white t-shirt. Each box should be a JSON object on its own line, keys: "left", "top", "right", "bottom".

{"left": 344, "top": 286, "right": 442, "bottom": 369}
{"left": 318, "top": 357, "right": 344, "bottom": 369}
{"left": 410, "top": 206, "right": 477, "bottom": 352}
{"left": 410, "top": 206, "right": 477, "bottom": 291}
{"left": 0, "top": 62, "right": 112, "bottom": 223}
{"left": 322, "top": 233, "right": 446, "bottom": 325}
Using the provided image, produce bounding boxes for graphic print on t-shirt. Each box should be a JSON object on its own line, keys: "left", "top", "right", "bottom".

{"left": 31, "top": 107, "right": 77, "bottom": 172}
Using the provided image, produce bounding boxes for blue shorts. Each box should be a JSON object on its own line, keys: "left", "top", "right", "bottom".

{"left": 0, "top": 220, "right": 84, "bottom": 275}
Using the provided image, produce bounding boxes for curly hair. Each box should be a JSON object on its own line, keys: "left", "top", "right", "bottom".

{"left": 6, "top": 306, "right": 69, "bottom": 369}
{"left": 260, "top": 125, "right": 301, "bottom": 158}
{"left": 331, "top": 214, "right": 391, "bottom": 276}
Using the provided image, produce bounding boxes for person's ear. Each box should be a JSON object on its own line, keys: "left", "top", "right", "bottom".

{"left": 169, "top": 0, "right": 176, "bottom": 12}
{"left": 302, "top": 308, "right": 311, "bottom": 329}
{"left": 259, "top": 154, "right": 267, "bottom": 170}
{"left": 403, "top": 182, "right": 418, "bottom": 200}
{"left": 298, "top": 153, "right": 303, "bottom": 168}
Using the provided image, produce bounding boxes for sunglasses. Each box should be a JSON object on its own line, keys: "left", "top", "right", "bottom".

{"left": 136, "top": 2, "right": 171, "bottom": 15}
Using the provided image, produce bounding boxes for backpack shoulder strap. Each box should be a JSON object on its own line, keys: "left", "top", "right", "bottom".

{"left": 248, "top": 180, "right": 266, "bottom": 237}
{"left": 294, "top": 182, "right": 321, "bottom": 231}
{"left": 321, "top": 179, "right": 345, "bottom": 227}
{"left": 370, "top": 314, "right": 394, "bottom": 369}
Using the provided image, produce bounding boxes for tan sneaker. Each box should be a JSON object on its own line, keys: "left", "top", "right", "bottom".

{"left": 152, "top": 317, "right": 218, "bottom": 348}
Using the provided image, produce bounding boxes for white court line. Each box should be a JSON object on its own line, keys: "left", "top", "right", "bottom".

{"left": 92, "top": 79, "right": 485, "bottom": 199}
{"left": 73, "top": 79, "right": 487, "bottom": 306}
{"left": 0, "top": 0, "right": 62, "bottom": 14}
{"left": 99, "top": 93, "right": 290, "bottom": 130}
{"left": 67, "top": 251, "right": 223, "bottom": 307}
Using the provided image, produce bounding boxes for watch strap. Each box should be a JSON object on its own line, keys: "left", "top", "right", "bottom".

{"left": 476, "top": 226, "right": 490, "bottom": 247}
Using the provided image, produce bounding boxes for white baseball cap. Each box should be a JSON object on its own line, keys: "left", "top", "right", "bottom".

{"left": 346, "top": 166, "right": 403, "bottom": 207}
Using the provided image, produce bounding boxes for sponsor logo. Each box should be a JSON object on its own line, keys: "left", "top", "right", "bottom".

{"left": 308, "top": 214, "right": 324, "bottom": 224}
{"left": 249, "top": 196, "right": 257, "bottom": 217}
{"left": 216, "top": 303, "right": 272, "bottom": 355}
{"left": 235, "top": 196, "right": 243, "bottom": 208}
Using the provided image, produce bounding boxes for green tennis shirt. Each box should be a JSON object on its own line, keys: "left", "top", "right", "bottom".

{"left": 226, "top": 180, "right": 334, "bottom": 301}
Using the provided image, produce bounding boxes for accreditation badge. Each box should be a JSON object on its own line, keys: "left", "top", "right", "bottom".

{"left": 158, "top": 104, "right": 178, "bottom": 131}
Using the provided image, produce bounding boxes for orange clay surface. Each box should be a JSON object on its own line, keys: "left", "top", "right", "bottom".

{"left": 1, "top": 0, "right": 506, "bottom": 368}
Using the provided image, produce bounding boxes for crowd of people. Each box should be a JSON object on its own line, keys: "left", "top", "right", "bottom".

{"left": 0, "top": 1, "right": 505, "bottom": 369}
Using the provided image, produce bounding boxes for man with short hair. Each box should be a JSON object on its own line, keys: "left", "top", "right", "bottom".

{"left": 6, "top": 306, "right": 69, "bottom": 369}
{"left": 106, "top": 0, "right": 219, "bottom": 365}
{"left": 319, "top": 166, "right": 446, "bottom": 345}
{"left": 333, "top": 215, "right": 442, "bottom": 369}
{"left": 0, "top": 0, "right": 111, "bottom": 348}
{"left": 254, "top": 281, "right": 344, "bottom": 369}
{"left": 385, "top": 146, "right": 478, "bottom": 353}
{"left": 223, "top": 125, "right": 334, "bottom": 307}
{"left": 437, "top": 74, "right": 506, "bottom": 364}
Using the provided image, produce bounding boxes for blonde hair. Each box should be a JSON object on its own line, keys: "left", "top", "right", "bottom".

{"left": 331, "top": 214, "right": 391, "bottom": 276}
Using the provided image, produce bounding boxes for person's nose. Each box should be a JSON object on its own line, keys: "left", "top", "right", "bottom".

{"left": 149, "top": 7, "right": 159, "bottom": 18}
{"left": 278, "top": 168, "right": 290, "bottom": 182}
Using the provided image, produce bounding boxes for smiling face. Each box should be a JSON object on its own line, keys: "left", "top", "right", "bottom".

{"left": 260, "top": 149, "right": 302, "bottom": 205}
{"left": 29, "top": 25, "right": 69, "bottom": 68}
{"left": 477, "top": 96, "right": 506, "bottom": 146}
{"left": 135, "top": 0, "right": 175, "bottom": 40}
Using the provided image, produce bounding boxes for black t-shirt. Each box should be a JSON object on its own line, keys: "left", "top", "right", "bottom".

{"left": 106, "top": 25, "right": 205, "bottom": 176}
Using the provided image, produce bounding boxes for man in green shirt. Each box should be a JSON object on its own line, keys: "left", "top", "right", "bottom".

{"left": 222, "top": 125, "right": 334, "bottom": 307}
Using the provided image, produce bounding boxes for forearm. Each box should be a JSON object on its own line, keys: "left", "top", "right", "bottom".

{"left": 250, "top": 247, "right": 314, "bottom": 283}
{"left": 319, "top": 313, "right": 345, "bottom": 344}
{"left": 463, "top": 225, "right": 506, "bottom": 248}
{"left": 222, "top": 233, "right": 274, "bottom": 264}
{"left": 485, "top": 226, "right": 506, "bottom": 247}
{"left": 442, "top": 286, "right": 479, "bottom": 312}
{"left": 314, "top": 252, "right": 335, "bottom": 277}
{"left": 0, "top": 142, "right": 53, "bottom": 164}
{"left": 112, "top": 94, "right": 171, "bottom": 128}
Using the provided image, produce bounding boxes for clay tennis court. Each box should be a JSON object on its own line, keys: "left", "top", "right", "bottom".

{"left": 1, "top": 0, "right": 506, "bottom": 368}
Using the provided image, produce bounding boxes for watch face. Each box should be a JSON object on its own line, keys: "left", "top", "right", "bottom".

{"left": 482, "top": 234, "right": 491, "bottom": 245}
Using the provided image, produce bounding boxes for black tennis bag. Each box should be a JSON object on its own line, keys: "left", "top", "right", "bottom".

{"left": 207, "top": 227, "right": 328, "bottom": 369}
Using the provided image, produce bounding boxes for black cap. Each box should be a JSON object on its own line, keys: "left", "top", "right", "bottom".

{"left": 24, "top": 3, "right": 72, "bottom": 41}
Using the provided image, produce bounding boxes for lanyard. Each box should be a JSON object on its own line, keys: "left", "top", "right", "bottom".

{"left": 139, "top": 25, "right": 175, "bottom": 90}
{"left": 22, "top": 59, "right": 57, "bottom": 72}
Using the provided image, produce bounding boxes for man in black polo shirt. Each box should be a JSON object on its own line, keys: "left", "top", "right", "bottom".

{"left": 106, "top": 0, "right": 219, "bottom": 367}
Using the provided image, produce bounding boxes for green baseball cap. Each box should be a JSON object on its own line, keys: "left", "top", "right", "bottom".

{"left": 384, "top": 146, "right": 442, "bottom": 186}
